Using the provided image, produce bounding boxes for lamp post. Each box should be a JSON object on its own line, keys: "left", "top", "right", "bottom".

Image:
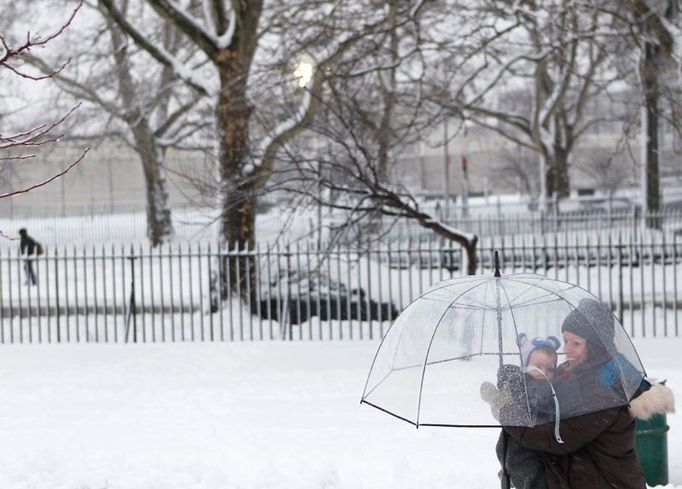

{"left": 443, "top": 120, "right": 450, "bottom": 222}
{"left": 461, "top": 154, "right": 469, "bottom": 218}
{"left": 294, "top": 60, "right": 319, "bottom": 244}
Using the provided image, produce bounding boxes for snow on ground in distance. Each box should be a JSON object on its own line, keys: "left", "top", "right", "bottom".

{"left": 0, "top": 337, "right": 679, "bottom": 489}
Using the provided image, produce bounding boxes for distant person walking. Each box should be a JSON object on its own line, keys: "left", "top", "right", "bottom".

{"left": 19, "top": 228, "right": 40, "bottom": 286}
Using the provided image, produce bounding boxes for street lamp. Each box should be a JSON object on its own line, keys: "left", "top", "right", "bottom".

{"left": 294, "top": 60, "right": 313, "bottom": 88}
{"left": 293, "top": 59, "right": 321, "bottom": 245}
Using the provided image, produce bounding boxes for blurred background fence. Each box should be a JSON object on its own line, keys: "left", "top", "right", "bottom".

{"left": 2, "top": 203, "right": 682, "bottom": 247}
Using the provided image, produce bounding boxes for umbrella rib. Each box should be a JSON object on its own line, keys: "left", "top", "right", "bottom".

{"left": 360, "top": 400, "right": 417, "bottom": 426}
{"left": 362, "top": 351, "right": 491, "bottom": 404}
{"left": 361, "top": 400, "right": 504, "bottom": 428}
{"left": 500, "top": 278, "right": 542, "bottom": 306}
{"left": 384, "top": 280, "right": 488, "bottom": 376}
{"left": 499, "top": 280, "right": 534, "bottom": 426}
{"left": 418, "top": 423, "right": 502, "bottom": 428}
{"left": 507, "top": 275, "right": 581, "bottom": 293}
{"left": 450, "top": 291, "right": 496, "bottom": 310}
{"left": 507, "top": 294, "right": 564, "bottom": 310}
{"left": 444, "top": 297, "right": 565, "bottom": 313}
{"left": 478, "top": 282, "right": 491, "bottom": 358}
{"left": 361, "top": 276, "right": 488, "bottom": 401}
{"left": 416, "top": 297, "right": 489, "bottom": 307}
{"left": 366, "top": 296, "right": 490, "bottom": 404}
{"left": 415, "top": 280, "right": 488, "bottom": 427}
{"left": 505, "top": 278, "right": 583, "bottom": 308}
{"left": 393, "top": 351, "right": 523, "bottom": 373}
{"left": 435, "top": 303, "right": 497, "bottom": 312}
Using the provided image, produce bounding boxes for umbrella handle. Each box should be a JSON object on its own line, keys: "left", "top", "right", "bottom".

{"left": 500, "top": 429, "right": 511, "bottom": 489}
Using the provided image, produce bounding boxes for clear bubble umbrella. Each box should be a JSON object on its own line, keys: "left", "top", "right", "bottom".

{"left": 361, "top": 252, "right": 646, "bottom": 432}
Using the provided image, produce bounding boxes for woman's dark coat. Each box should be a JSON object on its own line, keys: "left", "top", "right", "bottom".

{"left": 503, "top": 353, "right": 673, "bottom": 489}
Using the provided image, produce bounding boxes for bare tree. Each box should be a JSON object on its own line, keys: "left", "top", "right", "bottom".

{"left": 96, "top": 0, "right": 435, "bottom": 302}
{"left": 628, "top": 0, "right": 679, "bottom": 228}
{"left": 28, "top": 1, "right": 211, "bottom": 245}
{"left": 584, "top": 0, "right": 681, "bottom": 228}
{"left": 430, "top": 1, "right": 628, "bottom": 209}
{"left": 0, "top": 3, "right": 88, "bottom": 238}
{"left": 273, "top": 108, "right": 480, "bottom": 273}
{"left": 269, "top": 4, "right": 480, "bottom": 274}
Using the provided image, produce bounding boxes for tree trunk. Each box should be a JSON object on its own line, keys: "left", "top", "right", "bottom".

{"left": 550, "top": 146, "right": 570, "bottom": 200}
{"left": 640, "top": 41, "right": 661, "bottom": 229}
{"left": 109, "top": 19, "right": 174, "bottom": 246}
{"left": 212, "top": 56, "right": 258, "bottom": 308}
{"left": 463, "top": 240, "right": 478, "bottom": 276}
{"left": 137, "top": 139, "right": 173, "bottom": 246}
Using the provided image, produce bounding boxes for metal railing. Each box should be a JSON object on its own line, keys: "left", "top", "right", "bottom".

{"left": 0, "top": 232, "right": 679, "bottom": 344}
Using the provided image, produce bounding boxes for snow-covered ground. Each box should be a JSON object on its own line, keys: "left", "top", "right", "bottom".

{"left": 0, "top": 338, "right": 679, "bottom": 488}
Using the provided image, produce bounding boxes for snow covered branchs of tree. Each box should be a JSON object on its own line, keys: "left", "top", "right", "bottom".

{"left": 98, "top": 0, "right": 435, "bottom": 299}
{"left": 269, "top": 17, "right": 480, "bottom": 275}
{"left": 29, "top": 1, "right": 215, "bottom": 246}
{"left": 261, "top": 1, "right": 480, "bottom": 273}
{"left": 0, "top": 2, "right": 88, "bottom": 239}
{"left": 625, "top": 0, "right": 680, "bottom": 229}
{"left": 430, "top": 1, "right": 630, "bottom": 209}
{"left": 271, "top": 119, "right": 479, "bottom": 273}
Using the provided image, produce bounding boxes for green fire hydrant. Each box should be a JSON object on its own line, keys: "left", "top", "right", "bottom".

{"left": 635, "top": 414, "right": 669, "bottom": 487}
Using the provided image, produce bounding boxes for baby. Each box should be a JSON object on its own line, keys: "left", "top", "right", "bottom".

{"left": 521, "top": 335, "right": 559, "bottom": 381}
{"left": 481, "top": 333, "right": 560, "bottom": 489}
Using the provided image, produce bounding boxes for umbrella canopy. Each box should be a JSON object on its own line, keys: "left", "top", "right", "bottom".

{"left": 361, "top": 270, "right": 646, "bottom": 430}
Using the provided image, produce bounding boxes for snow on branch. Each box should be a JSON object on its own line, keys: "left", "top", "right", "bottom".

{"left": 410, "top": 0, "right": 431, "bottom": 18}
{"left": 252, "top": 3, "right": 429, "bottom": 184}
{"left": 252, "top": 81, "right": 314, "bottom": 176}
{"left": 201, "top": 0, "right": 235, "bottom": 49}
{"left": 149, "top": 0, "right": 235, "bottom": 54}
{"left": 99, "top": 0, "right": 212, "bottom": 96}
{"left": 460, "top": 41, "right": 552, "bottom": 108}
{"left": 538, "top": 43, "right": 578, "bottom": 128}
{"left": 250, "top": 37, "right": 365, "bottom": 182}
{"left": 653, "top": 5, "right": 682, "bottom": 85}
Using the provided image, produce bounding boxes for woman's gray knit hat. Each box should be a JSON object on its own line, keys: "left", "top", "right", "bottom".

{"left": 561, "top": 298, "right": 615, "bottom": 355}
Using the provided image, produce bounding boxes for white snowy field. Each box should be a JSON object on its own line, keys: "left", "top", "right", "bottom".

{"left": 0, "top": 338, "right": 680, "bottom": 489}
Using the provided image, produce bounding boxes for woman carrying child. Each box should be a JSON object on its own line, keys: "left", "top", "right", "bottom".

{"left": 502, "top": 299, "right": 675, "bottom": 489}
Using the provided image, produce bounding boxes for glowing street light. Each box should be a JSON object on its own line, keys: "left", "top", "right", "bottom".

{"left": 294, "top": 61, "right": 313, "bottom": 88}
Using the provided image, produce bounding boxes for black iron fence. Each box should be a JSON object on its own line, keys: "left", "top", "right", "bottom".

{"left": 0, "top": 232, "right": 680, "bottom": 343}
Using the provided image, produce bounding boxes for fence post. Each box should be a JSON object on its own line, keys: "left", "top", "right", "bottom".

{"left": 55, "top": 248, "right": 60, "bottom": 343}
{"left": 552, "top": 192, "right": 559, "bottom": 232}
{"left": 618, "top": 233, "right": 624, "bottom": 324}
{"left": 286, "top": 245, "right": 292, "bottom": 341}
{"left": 124, "top": 248, "right": 137, "bottom": 343}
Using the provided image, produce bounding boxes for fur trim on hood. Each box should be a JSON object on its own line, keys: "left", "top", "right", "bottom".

{"left": 629, "top": 383, "right": 676, "bottom": 420}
